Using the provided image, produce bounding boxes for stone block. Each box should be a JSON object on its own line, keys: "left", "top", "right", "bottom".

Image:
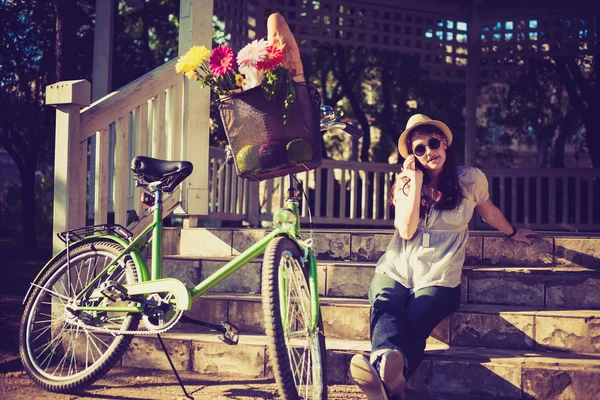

{"left": 522, "top": 368, "right": 600, "bottom": 399}
{"left": 406, "top": 359, "right": 430, "bottom": 392}
{"left": 325, "top": 264, "right": 373, "bottom": 298}
{"left": 321, "top": 305, "right": 370, "bottom": 340}
{"left": 163, "top": 258, "right": 200, "bottom": 288}
{"left": 228, "top": 300, "right": 264, "bottom": 334}
{"left": 318, "top": 263, "right": 326, "bottom": 296}
{"left": 465, "top": 236, "right": 482, "bottom": 265}
{"left": 327, "top": 351, "right": 354, "bottom": 384}
{"left": 162, "top": 227, "right": 181, "bottom": 255}
{"left": 468, "top": 277, "right": 544, "bottom": 307}
{"left": 546, "top": 277, "right": 600, "bottom": 309}
{"left": 351, "top": 233, "right": 392, "bottom": 262}
{"left": 232, "top": 229, "right": 268, "bottom": 255}
{"left": 483, "top": 237, "right": 553, "bottom": 266}
{"left": 185, "top": 298, "right": 228, "bottom": 327}
{"left": 193, "top": 340, "right": 266, "bottom": 377}
{"left": 123, "top": 337, "right": 190, "bottom": 371}
{"left": 200, "top": 260, "right": 261, "bottom": 293}
{"left": 535, "top": 312, "right": 600, "bottom": 353}
{"left": 429, "top": 317, "right": 450, "bottom": 346}
{"left": 180, "top": 228, "right": 232, "bottom": 257}
{"left": 460, "top": 275, "right": 468, "bottom": 305}
{"left": 450, "top": 310, "right": 534, "bottom": 349}
{"left": 428, "top": 360, "right": 521, "bottom": 398}
{"left": 313, "top": 232, "right": 351, "bottom": 261}
{"left": 555, "top": 238, "right": 600, "bottom": 269}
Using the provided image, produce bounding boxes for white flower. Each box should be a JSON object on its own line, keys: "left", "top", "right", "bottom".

{"left": 238, "top": 65, "right": 265, "bottom": 90}
{"left": 237, "top": 39, "right": 269, "bottom": 68}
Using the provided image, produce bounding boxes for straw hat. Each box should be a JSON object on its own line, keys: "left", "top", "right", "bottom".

{"left": 398, "top": 114, "right": 453, "bottom": 158}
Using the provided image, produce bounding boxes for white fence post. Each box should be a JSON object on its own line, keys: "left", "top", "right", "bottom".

{"left": 46, "top": 80, "right": 91, "bottom": 253}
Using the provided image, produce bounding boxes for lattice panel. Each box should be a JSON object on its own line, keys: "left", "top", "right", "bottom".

{"left": 213, "top": 0, "right": 599, "bottom": 83}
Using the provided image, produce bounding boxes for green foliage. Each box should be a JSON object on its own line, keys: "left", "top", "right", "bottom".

{"left": 488, "top": 59, "right": 582, "bottom": 167}
{"left": 112, "top": 0, "right": 179, "bottom": 89}
{"left": 262, "top": 67, "right": 296, "bottom": 123}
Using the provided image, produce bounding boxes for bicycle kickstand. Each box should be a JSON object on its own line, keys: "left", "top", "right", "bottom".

{"left": 156, "top": 334, "right": 194, "bottom": 400}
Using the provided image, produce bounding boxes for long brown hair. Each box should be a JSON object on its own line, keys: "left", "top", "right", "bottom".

{"left": 390, "top": 124, "right": 463, "bottom": 217}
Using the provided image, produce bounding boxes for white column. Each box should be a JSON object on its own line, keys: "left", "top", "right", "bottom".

{"left": 92, "top": 0, "right": 115, "bottom": 102}
{"left": 465, "top": 1, "right": 481, "bottom": 167}
{"left": 90, "top": 0, "right": 115, "bottom": 222}
{"left": 46, "top": 80, "right": 91, "bottom": 253}
{"left": 178, "top": 0, "right": 212, "bottom": 217}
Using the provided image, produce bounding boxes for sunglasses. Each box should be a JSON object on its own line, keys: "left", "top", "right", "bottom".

{"left": 412, "top": 137, "right": 442, "bottom": 157}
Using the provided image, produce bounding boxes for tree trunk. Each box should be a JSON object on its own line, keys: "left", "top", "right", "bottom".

{"left": 334, "top": 45, "right": 370, "bottom": 162}
{"left": 20, "top": 167, "right": 39, "bottom": 250}
{"left": 54, "top": 0, "right": 78, "bottom": 81}
{"left": 380, "top": 52, "right": 399, "bottom": 162}
{"left": 583, "top": 117, "right": 600, "bottom": 168}
{"left": 552, "top": 128, "right": 568, "bottom": 168}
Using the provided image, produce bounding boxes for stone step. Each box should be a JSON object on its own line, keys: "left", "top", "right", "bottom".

{"left": 122, "top": 331, "right": 600, "bottom": 399}
{"left": 170, "top": 227, "right": 600, "bottom": 269}
{"left": 162, "top": 255, "right": 600, "bottom": 309}
{"left": 178, "top": 293, "right": 600, "bottom": 354}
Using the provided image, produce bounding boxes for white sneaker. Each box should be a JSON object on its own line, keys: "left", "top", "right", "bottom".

{"left": 378, "top": 349, "right": 407, "bottom": 400}
{"left": 350, "top": 354, "right": 389, "bottom": 400}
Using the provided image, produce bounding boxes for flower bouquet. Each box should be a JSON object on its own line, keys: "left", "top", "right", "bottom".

{"left": 175, "top": 14, "right": 322, "bottom": 181}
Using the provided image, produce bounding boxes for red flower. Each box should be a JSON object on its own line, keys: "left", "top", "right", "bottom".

{"left": 257, "top": 44, "right": 284, "bottom": 71}
{"left": 209, "top": 45, "right": 235, "bottom": 77}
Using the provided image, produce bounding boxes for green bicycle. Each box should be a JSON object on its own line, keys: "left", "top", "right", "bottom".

{"left": 18, "top": 105, "right": 362, "bottom": 399}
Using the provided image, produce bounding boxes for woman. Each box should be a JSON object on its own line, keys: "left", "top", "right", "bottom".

{"left": 350, "top": 114, "right": 537, "bottom": 400}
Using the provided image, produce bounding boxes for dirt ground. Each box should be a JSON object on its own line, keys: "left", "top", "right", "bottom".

{"left": 0, "top": 294, "right": 365, "bottom": 400}
{"left": 0, "top": 366, "right": 368, "bottom": 400}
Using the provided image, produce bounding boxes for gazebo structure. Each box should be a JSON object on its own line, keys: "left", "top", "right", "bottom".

{"left": 41, "top": 3, "right": 600, "bottom": 397}
{"left": 48, "top": 0, "right": 600, "bottom": 253}
{"left": 213, "top": 0, "right": 600, "bottom": 166}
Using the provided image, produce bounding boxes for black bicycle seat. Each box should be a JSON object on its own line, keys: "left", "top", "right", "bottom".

{"left": 131, "top": 156, "right": 193, "bottom": 193}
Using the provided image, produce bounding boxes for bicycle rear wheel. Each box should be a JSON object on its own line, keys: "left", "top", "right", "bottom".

{"left": 262, "top": 236, "right": 327, "bottom": 400}
{"left": 19, "top": 239, "right": 141, "bottom": 392}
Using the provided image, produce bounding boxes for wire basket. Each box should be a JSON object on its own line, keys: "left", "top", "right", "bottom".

{"left": 217, "top": 82, "right": 322, "bottom": 181}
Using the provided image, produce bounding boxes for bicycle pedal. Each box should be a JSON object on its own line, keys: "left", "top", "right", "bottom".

{"left": 218, "top": 321, "right": 239, "bottom": 345}
{"left": 99, "top": 280, "right": 129, "bottom": 301}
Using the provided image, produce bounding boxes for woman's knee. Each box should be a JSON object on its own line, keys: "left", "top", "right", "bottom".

{"left": 368, "top": 273, "right": 408, "bottom": 308}
{"left": 404, "top": 286, "right": 460, "bottom": 336}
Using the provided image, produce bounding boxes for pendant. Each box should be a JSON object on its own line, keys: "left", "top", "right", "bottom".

{"left": 423, "top": 233, "right": 430, "bottom": 247}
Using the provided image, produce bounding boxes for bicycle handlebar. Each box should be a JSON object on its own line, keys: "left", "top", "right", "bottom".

{"left": 321, "top": 121, "right": 363, "bottom": 139}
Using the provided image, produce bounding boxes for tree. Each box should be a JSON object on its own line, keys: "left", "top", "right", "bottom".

{"left": 554, "top": 56, "right": 599, "bottom": 168}
{"left": 0, "top": 0, "right": 81, "bottom": 249}
{"left": 485, "top": 59, "right": 583, "bottom": 168}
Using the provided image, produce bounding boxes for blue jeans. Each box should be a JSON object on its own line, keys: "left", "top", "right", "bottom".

{"left": 368, "top": 272, "right": 461, "bottom": 378}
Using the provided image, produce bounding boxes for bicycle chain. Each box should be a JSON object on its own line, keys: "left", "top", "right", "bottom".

{"left": 71, "top": 308, "right": 184, "bottom": 336}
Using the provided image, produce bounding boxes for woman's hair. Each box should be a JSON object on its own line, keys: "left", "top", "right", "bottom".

{"left": 390, "top": 124, "right": 463, "bottom": 217}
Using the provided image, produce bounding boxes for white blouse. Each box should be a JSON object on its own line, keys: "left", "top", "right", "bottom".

{"left": 375, "top": 166, "right": 490, "bottom": 293}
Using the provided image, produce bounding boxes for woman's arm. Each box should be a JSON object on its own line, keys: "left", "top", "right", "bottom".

{"left": 394, "top": 155, "right": 423, "bottom": 240}
{"left": 475, "top": 199, "right": 538, "bottom": 245}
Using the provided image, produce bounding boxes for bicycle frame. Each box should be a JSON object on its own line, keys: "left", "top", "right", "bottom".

{"left": 35, "top": 174, "right": 321, "bottom": 329}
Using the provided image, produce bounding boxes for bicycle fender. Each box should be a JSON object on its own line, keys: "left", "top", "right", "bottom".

{"left": 23, "top": 234, "right": 149, "bottom": 305}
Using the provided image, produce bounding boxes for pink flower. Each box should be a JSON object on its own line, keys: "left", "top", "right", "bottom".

{"left": 209, "top": 45, "right": 235, "bottom": 77}
{"left": 257, "top": 44, "right": 284, "bottom": 71}
{"left": 237, "top": 39, "right": 269, "bottom": 68}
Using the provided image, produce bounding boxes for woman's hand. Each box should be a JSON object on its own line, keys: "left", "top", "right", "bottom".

{"left": 510, "top": 228, "right": 539, "bottom": 246}
{"left": 402, "top": 155, "right": 423, "bottom": 176}
{"left": 403, "top": 154, "right": 416, "bottom": 171}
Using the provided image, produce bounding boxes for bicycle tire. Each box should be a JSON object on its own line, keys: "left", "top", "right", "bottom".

{"left": 19, "top": 239, "right": 141, "bottom": 393}
{"left": 262, "top": 236, "right": 328, "bottom": 400}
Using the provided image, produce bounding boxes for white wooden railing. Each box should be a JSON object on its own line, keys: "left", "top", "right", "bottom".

{"left": 207, "top": 146, "right": 600, "bottom": 232}
{"left": 479, "top": 168, "right": 600, "bottom": 231}
{"left": 46, "top": 59, "right": 204, "bottom": 251}
{"left": 80, "top": 59, "right": 184, "bottom": 230}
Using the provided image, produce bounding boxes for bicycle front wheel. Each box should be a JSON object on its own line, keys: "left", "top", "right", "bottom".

{"left": 19, "top": 239, "right": 141, "bottom": 393}
{"left": 262, "top": 236, "right": 327, "bottom": 400}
